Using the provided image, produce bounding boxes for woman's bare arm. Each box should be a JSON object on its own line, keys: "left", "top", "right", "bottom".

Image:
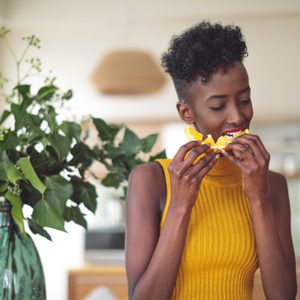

{"left": 250, "top": 172, "right": 297, "bottom": 300}
{"left": 125, "top": 142, "right": 217, "bottom": 300}
{"left": 224, "top": 135, "right": 297, "bottom": 299}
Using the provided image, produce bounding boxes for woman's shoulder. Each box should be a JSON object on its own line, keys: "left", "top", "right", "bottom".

{"left": 128, "top": 161, "right": 167, "bottom": 211}
{"left": 129, "top": 161, "right": 167, "bottom": 185}
{"left": 268, "top": 169, "right": 287, "bottom": 189}
{"left": 267, "top": 169, "right": 289, "bottom": 210}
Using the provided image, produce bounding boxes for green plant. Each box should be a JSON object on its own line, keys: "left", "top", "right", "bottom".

{"left": 0, "top": 26, "right": 165, "bottom": 240}
{"left": 88, "top": 118, "right": 166, "bottom": 199}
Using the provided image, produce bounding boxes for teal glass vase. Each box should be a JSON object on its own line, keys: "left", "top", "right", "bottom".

{"left": 0, "top": 201, "right": 46, "bottom": 300}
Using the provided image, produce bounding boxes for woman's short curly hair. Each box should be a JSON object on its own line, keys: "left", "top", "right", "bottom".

{"left": 161, "top": 21, "right": 248, "bottom": 101}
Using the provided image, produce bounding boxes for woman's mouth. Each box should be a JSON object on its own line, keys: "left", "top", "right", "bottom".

{"left": 222, "top": 127, "right": 246, "bottom": 137}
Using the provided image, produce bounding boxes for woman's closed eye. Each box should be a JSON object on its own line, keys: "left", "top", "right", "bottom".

{"left": 239, "top": 99, "right": 251, "bottom": 105}
{"left": 209, "top": 98, "right": 251, "bottom": 111}
{"left": 210, "top": 104, "right": 225, "bottom": 111}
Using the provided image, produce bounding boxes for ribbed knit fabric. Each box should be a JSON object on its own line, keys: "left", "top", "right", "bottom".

{"left": 156, "top": 157, "right": 259, "bottom": 300}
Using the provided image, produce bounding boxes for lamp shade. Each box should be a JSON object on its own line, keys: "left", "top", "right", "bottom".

{"left": 91, "top": 50, "right": 166, "bottom": 95}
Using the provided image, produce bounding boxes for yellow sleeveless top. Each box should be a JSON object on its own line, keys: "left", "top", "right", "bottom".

{"left": 156, "top": 157, "right": 259, "bottom": 300}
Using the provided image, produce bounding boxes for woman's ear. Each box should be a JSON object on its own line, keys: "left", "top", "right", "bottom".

{"left": 176, "top": 101, "right": 195, "bottom": 124}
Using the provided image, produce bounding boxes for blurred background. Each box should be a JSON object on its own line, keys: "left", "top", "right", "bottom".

{"left": 0, "top": 0, "right": 300, "bottom": 299}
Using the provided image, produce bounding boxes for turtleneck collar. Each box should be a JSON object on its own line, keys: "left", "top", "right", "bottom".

{"left": 204, "top": 156, "right": 242, "bottom": 187}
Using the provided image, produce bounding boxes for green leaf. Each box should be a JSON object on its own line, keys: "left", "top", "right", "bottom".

{"left": 0, "top": 131, "right": 19, "bottom": 152}
{"left": 42, "top": 105, "right": 57, "bottom": 132}
{"left": 15, "top": 84, "right": 31, "bottom": 95}
{"left": 20, "top": 181, "right": 43, "bottom": 208}
{"left": 69, "top": 142, "right": 94, "bottom": 171}
{"left": 44, "top": 175, "right": 73, "bottom": 214}
{"left": 5, "top": 191, "right": 27, "bottom": 238}
{"left": 93, "top": 117, "right": 121, "bottom": 142}
{"left": 36, "top": 85, "right": 57, "bottom": 101}
{"left": 64, "top": 206, "right": 87, "bottom": 229}
{"left": 11, "top": 104, "right": 43, "bottom": 132}
{"left": 27, "top": 218, "right": 52, "bottom": 241}
{"left": 1, "top": 152, "right": 23, "bottom": 184}
{"left": 141, "top": 133, "right": 158, "bottom": 153}
{"left": 0, "top": 182, "right": 8, "bottom": 193}
{"left": 17, "top": 157, "right": 46, "bottom": 194}
{"left": 14, "top": 85, "right": 33, "bottom": 114}
{"left": 102, "top": 173, "right": 120, "bottom": 188}
{"left": 70, "top": 177, "right": 97, "bottom": 213}
{"left": 119, "top": 127, "right": 142, "bottom": 155}
{"left": 126, "top": 157, "right": 140, "bottom": 170}
{"left": 49, "top": 131, "right": 70, "bottom": 159}
{"left": 60, "top": 121, "right": 81, "bottom": 143}
{"left": 103, "top": 143, "right": 123, "bottom": 159}
{"left": 62, "top": 89, "right": 73, "bottom": 100}
{"left": 0, "top": 110, "right": 11, "bottom": 125}
{"left": 32, "top": 199, "right": 65, "bottom": 231}
{"left": 150, "top": 149, "right": 167, "bottom": 161}
{"left": 0, "top": 164, "right": 6, "bottom": 180}
{"left": 26, "top": 148, "right": 50, "bottom": 175}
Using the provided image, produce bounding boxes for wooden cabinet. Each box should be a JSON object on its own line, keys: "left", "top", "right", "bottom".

{"left": 68, "top": 265, "right": 127, "bottom": 300}
{"left": 69, "top": 263, "right": 300, "bottom": 300}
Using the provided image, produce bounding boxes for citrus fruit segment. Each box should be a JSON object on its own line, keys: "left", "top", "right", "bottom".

{"left": 202, "top": 134, "right": 215, "bottom": 147}
{"left": 184, "top": 126, "right": 250, "bottom": 152}
{"left": 184, "top": 126, "right": 203, "bottom": 141}
{"left": 213, "top": 136, "right": 232, "bottom": 150}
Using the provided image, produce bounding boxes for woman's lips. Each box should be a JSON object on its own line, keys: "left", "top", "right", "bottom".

{"left": 222, "top": 127, "right": 245, "bottom": 134}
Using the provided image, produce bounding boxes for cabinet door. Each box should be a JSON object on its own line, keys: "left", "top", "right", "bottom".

{"left": 68, "top": 267, "right": 128, "bottom": 300}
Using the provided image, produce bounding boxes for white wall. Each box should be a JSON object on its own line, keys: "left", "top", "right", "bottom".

{"left": 1, "top": 0, "right": 300, "bottom": 122}
{"left": 1, "top": 1, "right": 300, "bottom": 299}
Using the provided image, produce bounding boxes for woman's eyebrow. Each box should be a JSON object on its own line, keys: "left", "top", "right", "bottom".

{"left": 206, "top": 86, "right": 250, "bottom": 102}
{"left": 237, "top": 86, "right": 251, "bottom": 95}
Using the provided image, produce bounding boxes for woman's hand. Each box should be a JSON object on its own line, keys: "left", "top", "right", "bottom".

{"left": 168, "top": 141, "right": 218, "bottom": 211}
{"left": 221, "top": 134, "right": 270, "bottom": 202}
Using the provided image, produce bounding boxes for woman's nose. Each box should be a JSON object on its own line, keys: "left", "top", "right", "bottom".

{"left": 227, "top": 106, "right": 244, "bottom": 126}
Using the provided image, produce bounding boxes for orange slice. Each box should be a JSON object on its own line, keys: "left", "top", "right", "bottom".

{"left": 184, "top": 126, "right": 250, "bottom": 153}
{"left": 184, "top": 126, "right": 203, "bottom": 141}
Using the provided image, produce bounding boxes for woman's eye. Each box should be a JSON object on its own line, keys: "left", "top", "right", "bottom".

{"left": 240, "top": 99, "right": 251, "bottom": 105}
{"left": 210, "top": 105, "right": 225, "bottom": 111}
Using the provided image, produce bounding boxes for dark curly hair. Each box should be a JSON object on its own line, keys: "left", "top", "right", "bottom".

{"left": 161, "top": 21, "right": 248, "bottom": 101}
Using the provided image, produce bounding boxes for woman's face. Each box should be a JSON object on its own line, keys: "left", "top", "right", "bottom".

{"left": 177, "top": 61, "right": 253, "bottom": 141}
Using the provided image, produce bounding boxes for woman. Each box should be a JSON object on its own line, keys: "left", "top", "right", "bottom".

{"left": 125, "top": 21, "right": 297, "bottom": 299}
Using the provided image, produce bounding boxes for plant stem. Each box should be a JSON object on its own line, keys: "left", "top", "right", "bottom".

{"left": 18, "top": 44, "right": 31, "bottom": 66}
{"left": 17, "top": 44, "right": 31, "bottom": 85}
{"left": 2, "top": 38, "right": 18, "bottom": 63}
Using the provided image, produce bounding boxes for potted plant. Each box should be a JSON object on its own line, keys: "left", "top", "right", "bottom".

{"left": 0, "top": 26, "right": 165, "bottom": 299}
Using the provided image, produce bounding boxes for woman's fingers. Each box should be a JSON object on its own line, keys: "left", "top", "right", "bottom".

{"left": 226, "top": 140, "right": 254, "bottom": 162}
{"left": 171, "top": 143, "right": 211, "bottom": 177}
{"left": 237, "top": 134, "right": 270, "bottom": 164}
{"left": 196, "top": 154, "right": 219, "bottom": 181}
{"left": 183, "top": 151, "right": 218, "bottom": 181}
{"left": 220, "top": 148, "right": 250, "bottom": 173}
{"left": 184, "top": 143, "right": 211, "bottom": 165}
{"left": 222, "top": 133, "right": 271, "bottom": 176}
{"left": 173, "top": 141, "right": 204, "bottom": 162}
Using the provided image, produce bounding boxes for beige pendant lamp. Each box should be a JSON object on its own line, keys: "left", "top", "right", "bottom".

{"left": 91, "top": 50, "right": 166, "bottom": 95}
